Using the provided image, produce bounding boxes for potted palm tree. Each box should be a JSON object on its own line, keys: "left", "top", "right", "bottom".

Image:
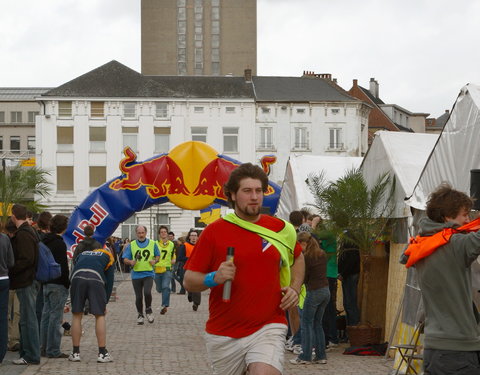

{"left": 307, "top": 168, "right": 396, "bottom": 344}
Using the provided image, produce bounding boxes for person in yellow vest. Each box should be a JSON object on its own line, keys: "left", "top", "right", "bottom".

{"left": 122, "top": 225, "right": 160, "bottom": 325}
{"left": 154, "top": 226, "right": 176, "bottom": 315}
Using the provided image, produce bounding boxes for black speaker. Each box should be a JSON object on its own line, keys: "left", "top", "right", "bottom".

{"left": 470, "top": 169, "right": 480, "bottom": 210}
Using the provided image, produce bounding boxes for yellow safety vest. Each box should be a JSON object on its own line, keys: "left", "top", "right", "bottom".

{"left": 155, "top": 240, "right": 175, "bottom": 273}
{"left": 131, "top": 239, "right": 156, "bottom": 272}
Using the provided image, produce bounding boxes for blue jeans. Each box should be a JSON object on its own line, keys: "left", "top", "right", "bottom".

{"left": 299, "top": 286, "right": 330, "bottom": 361}
{"left": 0, "top": 279, "right": 9, "bottom": 363}
{"left": 154, "top": 271, "right": 172, "bottom": 307}
{"left": 40, "top": 284, "right": 69, "bottom": 357}
{"left": 16, "top": 281, "right": 40, "bottom": 363}
{"left": 342, "top": 274, "right": 360, "bottom": 326}
{"left": 293, "top": 307, "right": 303, "bottom": 345}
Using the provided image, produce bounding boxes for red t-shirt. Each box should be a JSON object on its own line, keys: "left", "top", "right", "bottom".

{"left": 185, "top": 215, "right": 302, "bottom": 338}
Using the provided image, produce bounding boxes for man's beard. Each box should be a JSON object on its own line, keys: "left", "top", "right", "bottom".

{"left": 236, "top": 203, "right": 260, "bottom": 219}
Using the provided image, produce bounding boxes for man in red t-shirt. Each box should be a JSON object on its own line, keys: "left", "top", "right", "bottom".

{"left": 184, "top": 163, "right": 304, "bottom": 375}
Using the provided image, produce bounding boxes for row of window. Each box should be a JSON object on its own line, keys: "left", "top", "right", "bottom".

{"left": 260, "top": 107, "right": 341, "bottom": 115}
{"left": 0, "top": 135, "right": 35, "bottom": 153}
{"left": 0, "top": 111, "right": 39, "bottom": 123}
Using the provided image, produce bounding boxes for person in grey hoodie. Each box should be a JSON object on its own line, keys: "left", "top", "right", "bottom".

{"left": 415, "top": 184, "right": 480, "bottom": 374}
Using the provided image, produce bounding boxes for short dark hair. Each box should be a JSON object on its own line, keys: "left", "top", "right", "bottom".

{"left": 37, "top": 211, "right": 52, "bottom": 231}
{"left": 11, "top": 204, "right": 27, "bottom": 220}
{"left": 5, "top": 219, "right": 17, "bottom": 234}
{"left": 224, "top": 163, "right": 268, "bottom": 208}
{"left": 168, "top": 231, "right": 175, "bottom": 237}
{"left": 300, "top": 208, "right": 310, "bottom": 221}
{"left": 426, "top": 183, "right": 473, "bottom": 223}
{"left": 289, "top": 211, "right": 304, "bottom": 227}
{"left": 158, "top": 225, "right": 169, "bottom": 234}
{"left": 84, "top": 224, "right": 94, "bottom": 237}
{"left": 49, "top": 214, "right": 69, "bottom": 234}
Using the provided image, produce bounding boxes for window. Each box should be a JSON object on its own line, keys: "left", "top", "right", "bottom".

{"left": 212, "top": 48, "right": 220, "bottom": 62}
{"left": 331, "top": 109, "right": 340, "bottom": 114}
{"left": 261, "top": 107, "right": 270, "bottom": 113}
{"left": 90, "top": 127, "right": 106, "bottom": 152}
{"left": 178, "top": 20, "right": 186, "bottom": 34}
{"left": 223, "top": 128, "right": 238, "bottom": 153}
{"left": 123, "top": 127, "right": 138, "bottom": 152}
{"left": 194, "top": 106, "right": 204, "bottom": 113}
{"left": 0, "top": 136, "right": 2, "bottom": 150}
{"left": 212, "top": 6, "right": 219, "bottom": 20}
{"left": 58, "top": 101, "right": 72, "bottom": 117}
{"left": 123, "top": 102, "right": 136, "bottom": 118}
{"left": 10, "top": 136, "right": 20, "bottom": 152}
{"left": 226, "top": 107, "right": 235, "bottom": 113}
{"left": 212, "top": 62, "right": 220, "bottom": 75}
{"left": 212, "top": 20, "right": 220, "bottom": 34}
{"left": 57, "top": 127, "right": 74, "bottom": 151}
{"left": 11, "top": 112, "right": 22, "bottom": 123}
{"left": 329, "top": 128, "right": 343, "bottom": 149}
{"left": 0, "top": 112, "right": 4, "bottom": 122}
{"left": 296, "top": 108, "right": 305, "bottom": 114}
{"left": 89, "top": 166, "right": 106, "bottom": 188}
{"left": 154, "top": 127, "right": 170, "bottom": 153}
{"left": 294, "top": 128, "right": 308, "bottom": 149}
{"left": 121, "top": 214, "right": 137, "bottom": 240}
{"left": 212, "top": 34, "right": 220, "bottom": 48}
{"left": 28, "top": 111, "right": 39, "bottom": 123}
{"left": 27, "top": 136, "right": 35, "bottom": 154}
{"left": 259, "top": 127, "right": 273, "bottom": 149}
{"left": 191, "top": 127, "right": 207, "bottom": 142}
{"left": 57, "top": 166, "right": 73, "bottom": 192}
{"left": 91, "top": 102, "right": 104, "bottom": 118}
{"left": 155, "top": 103, "right": 168, "bottom": 118}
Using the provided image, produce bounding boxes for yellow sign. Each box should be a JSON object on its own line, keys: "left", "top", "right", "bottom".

{"left": 0, "top": 202, "right": 13, "bottom": 216}
{"left": 21, "top": 157, "right": 36, "bottom": 167}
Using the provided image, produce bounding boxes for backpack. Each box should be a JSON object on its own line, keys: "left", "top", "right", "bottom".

{"left": 36, "top": 241, "right": 62, "bottom": 283}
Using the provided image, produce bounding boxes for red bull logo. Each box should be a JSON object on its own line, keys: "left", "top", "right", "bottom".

{"left": 109, "top": 142, "right": 277, "bottom": 210}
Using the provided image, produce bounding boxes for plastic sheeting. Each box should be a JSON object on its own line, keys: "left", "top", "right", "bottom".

{"left": 361, "top": 131, "right": 438, "bottom": 218}
{"left": 407, "top": 84, "right": 480, "bottom": 209}
{"left": 275, "top": 155, "right": 362, "bottom": 220}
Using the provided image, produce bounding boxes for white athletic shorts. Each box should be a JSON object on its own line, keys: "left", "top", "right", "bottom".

{"left": 204, "top": 323, "right": 288, "bottom": 375}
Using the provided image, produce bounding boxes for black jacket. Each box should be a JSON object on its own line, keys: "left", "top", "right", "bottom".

{"left": 338, "top": 247, "right": 360, "bottom": 280}
{"left": 42, "top": 233, "right": 70, "bottom": 289}
{"left": 9, "top": 222, "right": 38, "bottom": 289}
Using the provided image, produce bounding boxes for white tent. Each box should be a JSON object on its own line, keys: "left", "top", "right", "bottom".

{"left": 275, "top": 155, "right": 362, "bottom": 220}
{"left": 361, "top": 131, "right": 438, "bottom": 218}
{"left": 407, "top": 84, "right": 480, "bottom": 209}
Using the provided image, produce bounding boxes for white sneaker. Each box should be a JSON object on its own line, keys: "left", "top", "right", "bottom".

{"left": 68, "top": 353, "right": 81, "bottom": 362}
{"left": 293, "top": 345, "right": 303, "bottom": 355}
{"left": 146, "top": 313, "right": 154, "bottom": 324}
{"left": 328, "top": 341, "right": 339, "bottom": 347}
{"left": 97, "top": 352, "right": 113, "bottom": 363}
{"left": 137, "top": 314, "right": 144, "bottom": 325}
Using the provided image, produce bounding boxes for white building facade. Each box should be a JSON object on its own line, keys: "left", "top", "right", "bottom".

{"left": 35, "top": 61, "right": 369, "bottom": 238}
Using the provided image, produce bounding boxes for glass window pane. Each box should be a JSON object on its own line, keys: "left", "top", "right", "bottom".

{"left": 57, "top": 127, "right": 74, "bottom": 144}
{"left": 59, "top": 101, "right": 72, "bottom": 117}
{"left": 155, "top": 134, "right": 170, "bottom": 153}
{"left": 123, "top": 134, "right": 137, "bottom": 152}
{"left": 123, "top": 102, "right": 136, "bottom": 118}
{"left": 0, "top": 112, "right": 4, "bottom": 122}
{"left": 27, "top": 136, "right": 35, "bottom": 154}
{"left": 89, "top": 166, "right": 106, "bottom": 187}
{"left": 57, "top": 166, "right": 73, "bottom": 192}
{"left": 91, "top": 102, "right": 104, "bottom": 117}
{"left": 10, "top": 136, "right": 20, "bottom": 152}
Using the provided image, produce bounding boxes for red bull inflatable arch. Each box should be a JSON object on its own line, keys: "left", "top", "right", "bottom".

{"left": 63, "top": 141, "right": 280, "bottom": 255}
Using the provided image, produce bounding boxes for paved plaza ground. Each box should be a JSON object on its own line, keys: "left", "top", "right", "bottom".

{"left": 2, "top": 274, "right": 395, "bottom": 375}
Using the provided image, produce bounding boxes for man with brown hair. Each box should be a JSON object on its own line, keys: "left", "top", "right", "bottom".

{"left": 184, "top": 163, "right": 304, "bottom": 375}
{"left": 409, "top": 184, "right": 480, "bottom": 374}
{"left": 9, "top": 204, "right": 40, "bottom": 365}
{"left": 72, "top": 225, "right": 102, "bottom": 264}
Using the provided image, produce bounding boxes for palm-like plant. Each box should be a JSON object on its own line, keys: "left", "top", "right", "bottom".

{"left": 0, "top": 165, "right": 51, "bottom": 224}
{"left": 307, "top": 168, "right": 396, "bottom": 323}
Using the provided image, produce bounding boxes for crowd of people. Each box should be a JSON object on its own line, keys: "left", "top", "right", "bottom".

{"left": 1, "top": 166, "right": 479, "bottom": 374}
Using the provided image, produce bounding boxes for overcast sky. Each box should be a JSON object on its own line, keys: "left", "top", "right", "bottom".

{"left": 1, "top": 0, "right": 479, "bottom": 117}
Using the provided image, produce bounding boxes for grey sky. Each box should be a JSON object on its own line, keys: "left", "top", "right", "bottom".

{"left": 1, "top": 0, "right": 479, "bottom": 117}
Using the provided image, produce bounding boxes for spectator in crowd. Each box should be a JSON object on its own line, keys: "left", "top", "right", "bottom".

{"left": 9, "top": 204, "right": 40, "bottom": 365}
{"left": 338, "top": 235, "right": 360, "bottom": 327}
{"left": 35, "top": 211, "right": 52, "bottom": 334}
{"left": 0, "top": 221, "right": 14, "bottom": 364}
{"left": 40, "top": 214, "right": 70, "bottom": 358}
{"left": 5, "top": 220, "right": 20, "bottom": 352}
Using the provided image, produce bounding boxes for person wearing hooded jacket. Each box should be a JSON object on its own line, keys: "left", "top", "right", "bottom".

{"left": 73, "top": 225, "right": 102, "bottom": 264}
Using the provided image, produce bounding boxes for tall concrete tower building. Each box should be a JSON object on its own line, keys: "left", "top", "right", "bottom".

{"left": 141, "top": 0, "right": 257, "bottom": 76}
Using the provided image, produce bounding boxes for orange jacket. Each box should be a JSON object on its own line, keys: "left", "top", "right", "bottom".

{"left": 404, "top": 217, "right": 480, "bottom": 268}
{"left": 185, "top": 242, "right": 195, "bottom": 258}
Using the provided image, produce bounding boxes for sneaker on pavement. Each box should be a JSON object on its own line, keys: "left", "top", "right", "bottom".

{"left": 292, "top": 345, "right": 302, "bottom": 355}
{"left": 97, "top": 352, "right": 113, "bottom": 363}
{"left": 48, "top": 353, "right": 69, "bottom": 358}
{"left": 160, "top": 306, "right": 168, "bottom": 315}
{"left": 146, "top": 313, "right": 154, "bottom": 323}
{"left": 137, "top": 314, "right": 144, "bottom": 325}
{"left": 328, "top": 341, "right": 339, "bottom": 347}
{"left": 12, "top": 358, "right": 39, "bottom": 365}
{"left": 192, "top": 303, "right": 198, "bottom": 311}
{"left": 68, "top": 353, "right": 81, "bottom": 362}
{"left": 313, "top": 358, "right": 327, "bottom": 364}
{"left": 289, "top": 357, "right": 312, "bottom": 365}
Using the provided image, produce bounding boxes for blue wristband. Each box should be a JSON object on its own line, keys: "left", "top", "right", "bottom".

{"left": 204, "top": 271, "right": 219, "bottom": 288}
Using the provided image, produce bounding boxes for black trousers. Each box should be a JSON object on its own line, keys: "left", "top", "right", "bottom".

{"left": 131, "top": 277, "right": 153, "bottom": 315}
{"left": 424, "top": 349, "right": 480, "bottom": 375}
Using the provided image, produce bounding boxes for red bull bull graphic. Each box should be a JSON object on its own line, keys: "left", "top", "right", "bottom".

{"left": 63, "top": 141, "right": 281, "bottom": 254}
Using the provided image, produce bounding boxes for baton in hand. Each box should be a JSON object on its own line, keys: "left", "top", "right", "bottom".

{"left": 222, "top": 247, "right": 235, "bottom": 302}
